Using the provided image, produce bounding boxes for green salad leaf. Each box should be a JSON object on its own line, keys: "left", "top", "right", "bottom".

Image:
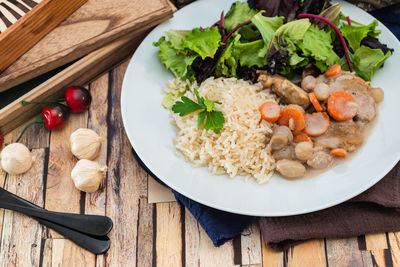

{"left": 251, "top": 12, "right": 284, "bottom": 47}
{"left": 270, "top": 19, "right": 311, "bottom": 54}
{"left": 340, "top": 19, "right": 381, "bottom": 51}
{"left": 154, "top": 36, "right": 198, "bottom": 81}
{"left": 223, "top": 1, "right": 256, "bottom": 32}
{"left": 235, "top": 39, "right": 267, "bottom": 67}
{"left": 165, "top": 30, "right": 190, "bottom": 50}
{"left": 172, "top": 89, "right": 225, "bottom": 133}
{"left": 298, "top": 24, "right": 340, "bottom": 72}
{"left": 154, "top": 1, "right": 392, "bottom": 84}
{"left": 182, "top": 27, "right": 221, "bottom": 60}
{"left": 351, "top": 46, "right": 391, "bottom": 81}
{"left": 215, "top": 35, "right": 240, "bottom": 77}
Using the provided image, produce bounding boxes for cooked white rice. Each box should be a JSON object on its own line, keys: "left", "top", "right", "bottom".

{"left": 166, "top": 77, "right": 277, "bottom": 184}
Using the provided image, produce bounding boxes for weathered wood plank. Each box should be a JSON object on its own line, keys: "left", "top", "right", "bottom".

{"left": 104, "top": 62, "right": 141, "bottom": 265}
{"left": 184, "top": 207, "right": 201, "bottom": 267}
{"left": 184, "top": 208, "right": 239, "bottom": 267}
{"left": 261, "top": 236, "right": 283, "bottom": 267}
{"left": 137, "top": 198, "right": 154, "bottom": 267}
{"left": 241, "top": 222, "right": 262, "bottom": 265}
{"left": 326, "top": 238, "right": 373, "bottom": 267}
{"left": 156, "top": 202, "right": 183, "bottom": 266}
{"left": 370, "top": 250, "right": 392, "bottom": 267}
{"left": 83, "top": 68, "right": 109, "bottom": 267}
{"left": 6, "top": 116, "right": 50, "bottom": 149}
{"left": 287, "top": 239, "right": 326, "bottom": 267}
{"left": 0, "top": 0, "right": 87, "bottom": 73}
{"left": 0, "top": 149, "right": 45, "bottom": 266}
{"left": 41, "top": 238, "right": 95, "bottom": 267}
{"left": 198, "top": 225, "right": 238, "bottom": 267}
{"left": 42, "top": 95, "right": 95, "bottom": 262}
{"left": 84, "top": 73, "right": 109, "bottom": 217}
{"left": 366, "top": 233, "right": 388, "bottom": 250}
{"left": 388, "top": 232, "right": 400, "bottom": 267}
{"left": 0, "top": 142, "right": 8, "bottom": 238}
{"left": 45, "top": 111, "right": 88, "bottom": 215}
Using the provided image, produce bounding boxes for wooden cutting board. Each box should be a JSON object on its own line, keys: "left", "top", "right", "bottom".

{"left": 0, "top": 0, "right": 174, "bottom": 92}
{"left": 0, "top": 0, "right": 87, "bottom": 73}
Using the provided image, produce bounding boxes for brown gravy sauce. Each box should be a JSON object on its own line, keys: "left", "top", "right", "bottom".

{"left": 298, "top": 112, "right": 379, "bottom": 180}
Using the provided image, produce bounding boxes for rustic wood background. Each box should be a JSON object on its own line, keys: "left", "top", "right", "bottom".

{"left": 0, "top": 0, "right": 398, "bottom": 266}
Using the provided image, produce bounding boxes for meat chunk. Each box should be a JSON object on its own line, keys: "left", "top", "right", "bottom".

{"left": 313, "top": 120, "right": 363, "bottom": 152}
{"left": 272, "top": 144, "right": 295, "bottom": 160}
{"left": 307, "top": 151, "right": 333, "bottom": 169}
{"left": 328, "top": 73, "right": 376, "bottom": 122}
{"left": 258, "top": 72, "right": 310, "bottom": 109}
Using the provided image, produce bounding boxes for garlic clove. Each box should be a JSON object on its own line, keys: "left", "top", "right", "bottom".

{"left": 1, "top": 143, "right": 34, "bottom": 175}
{"left": 70, "top": 128, "right": 104, "bottom": 160}
{"left": 71, "top": 159, "right": 107, "bottom": 193}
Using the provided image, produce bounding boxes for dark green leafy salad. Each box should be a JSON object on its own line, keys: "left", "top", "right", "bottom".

{"left": 154, "top": 0, "right": 393, "bottom": 133}
{"left": 154, "top": 0, "right": 393, "bottom": 82}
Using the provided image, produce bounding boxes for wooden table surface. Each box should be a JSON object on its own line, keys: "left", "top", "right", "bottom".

{"left": 1, "top": 59, "right": 399, "bottom": 267}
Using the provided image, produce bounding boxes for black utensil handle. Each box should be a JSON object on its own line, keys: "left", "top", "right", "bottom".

{"left": 0, "top": 187, "right": 113, "bottom": 236}
{"left": 35, "top": 216, "right": 110, "bottom": 254}
{"left": 0, "top": 202, "right": 113, "bottom": 236}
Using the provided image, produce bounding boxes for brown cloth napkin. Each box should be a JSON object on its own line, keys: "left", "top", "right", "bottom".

{"left": 259, "top": 162, "right": 400, "bottom": 251}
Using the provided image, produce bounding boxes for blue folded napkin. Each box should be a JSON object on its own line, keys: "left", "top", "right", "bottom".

{"left": 133, "top": 7, "right": 399, "bottom": 247}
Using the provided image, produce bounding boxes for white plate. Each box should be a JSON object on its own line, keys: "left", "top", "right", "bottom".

{"left": 121, "top": 0, "right": 400, "bottom": 216}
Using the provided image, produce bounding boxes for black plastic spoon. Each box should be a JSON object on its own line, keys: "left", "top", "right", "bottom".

{"left": 0, "top": 187, "right": 112, "bottom": 254}
{"left": 0, "top": 187, "right": 113, "bottom": 236}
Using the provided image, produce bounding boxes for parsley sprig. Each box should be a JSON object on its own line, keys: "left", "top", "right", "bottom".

{"left": 172, "top": 89, "right": 225, "bottom": 133}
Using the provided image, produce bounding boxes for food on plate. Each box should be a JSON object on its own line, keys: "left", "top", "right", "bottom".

{"left": 70, "top": 128, "right": 104, "bottom": 160}
{"left": 171, "top": 77, "right": 276, "bottom": 183}
{"left": 155, "top": 0, "right": 391, "bottom": 182}
{"left": 258, "top": 73, "right": 310, "bottom": 109}
{"left": 276, "top": 159, "right": 306, "bottom": 179}
{"left": 71, "top": 159, "right": 107, "bottom": 193}
{"left": 0, "top": 143, "right": 34, "bottom": 175}
{"left": 154, "top": 1, "right": 392, "bottom": 84}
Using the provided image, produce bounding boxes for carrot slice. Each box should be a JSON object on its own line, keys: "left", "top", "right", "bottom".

{"left": 325, "top": 64, "right": 342, "bottom": 77}
{"left": 278, "top": 107, "right": 305, "bottom": 133}
{"left": 259, "top": 101, "right": 281, "bottom": 122}
{"left": 308, "top": 92, "right": 323, "bottom": 112}
{"left": 304, "top": 112, "right": 330, "bottom": 136}
{"left": 327, "top": 91, "right": 358, "bottom": 121}
{"left": 294, "top": 133, "right": 313, "bottom": 144}
{"left": 330, "top": 148, "right": 347, "bottom": 158}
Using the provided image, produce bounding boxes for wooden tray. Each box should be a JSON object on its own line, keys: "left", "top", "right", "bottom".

{"left": 0, "top": 0, "right": 87, "bottom": 73}
{"left": 0, "top": 30, "right": 146, "bottom": 135}
{"left": 0, "top": 0, "right": 174, "bottom": 92}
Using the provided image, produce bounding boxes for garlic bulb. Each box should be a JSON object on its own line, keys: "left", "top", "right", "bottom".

{"left": 1, "top": 143, "right": 34, "bottom": 175}
{"left": 70, "top": 128, "right": 104, "bottom": 160}
{"left": 71, "top": 159, "right": 107, "bottom": 193}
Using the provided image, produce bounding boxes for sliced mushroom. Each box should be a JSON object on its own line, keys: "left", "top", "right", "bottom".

{"left": 301, "top": 75, "right": 317, "bottom": 92}
{"left": 269, "top": 126, "right": 293, "bottom": 151}
{"left": 276, "top": 159, "right": 306, "bottom": 179}
{"left": 295, "top": 142, "right": 313, "bottom": 161}
{"left": 272, "top": 144, "right": 295, "bottom": 160}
